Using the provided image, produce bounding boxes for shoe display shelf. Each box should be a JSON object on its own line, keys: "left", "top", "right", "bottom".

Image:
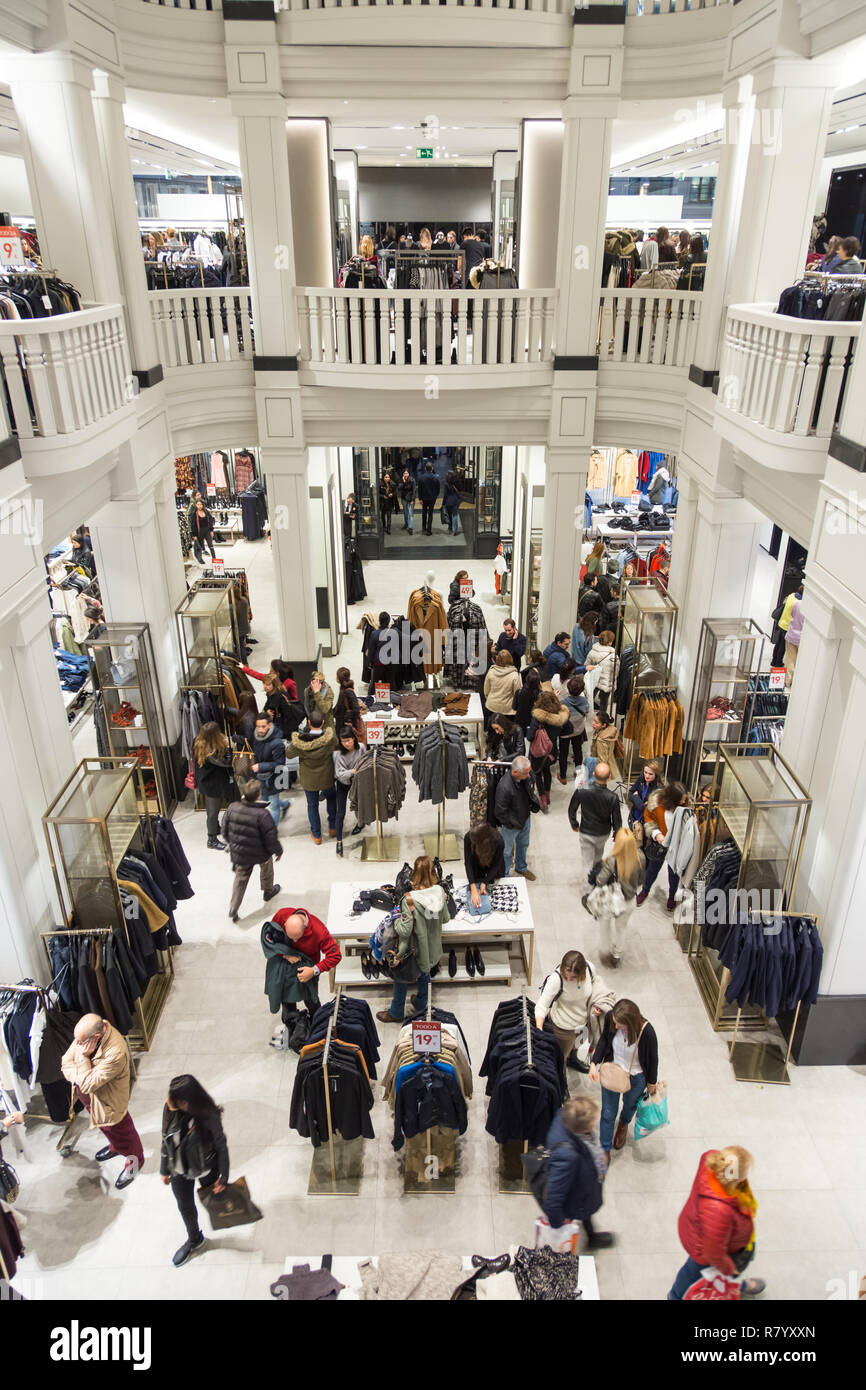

{"left": 85, "top": 622, "right": 176, "bottom": 817}
{"left": 682, "top": 618, "right": 767, "bottom": 796}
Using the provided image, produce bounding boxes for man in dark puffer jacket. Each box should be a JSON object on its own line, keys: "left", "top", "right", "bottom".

{"left": 221, "top": 780, "right": 282, "bottom": 922}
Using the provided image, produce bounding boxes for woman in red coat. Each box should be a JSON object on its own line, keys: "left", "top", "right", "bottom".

{"left": 668, "top": 1147, "right": 765, "bottom": 1299}
{"left": 241, "top": 657, "right": 298, "bottom": 701}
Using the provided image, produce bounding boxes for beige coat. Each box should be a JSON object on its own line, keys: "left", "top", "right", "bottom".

{"left": 61, "top": 1020, "right": 131, "bottom": 1128}
{"left": 483, "top": 664, "right": 521, "bottom": 715}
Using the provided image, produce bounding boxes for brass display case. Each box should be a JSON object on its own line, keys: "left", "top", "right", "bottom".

{"left": 175, "top": 583, "right": 237, "bottom": 692}
{"left": 85, "top": 622, "right": 175, "bottom": 817}
{"left": 682, "top": 617, "right": 767, "bottom": 795}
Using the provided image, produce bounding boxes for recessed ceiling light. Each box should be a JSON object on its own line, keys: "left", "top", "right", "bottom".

{"left": 405, "top": 145, "right": 412, "bottom": 149}
{"left": 357, "top": 145, "right": 367, "bottom": 150}
{"left": 391, "top": 125, "right": 405, "bottom": 131}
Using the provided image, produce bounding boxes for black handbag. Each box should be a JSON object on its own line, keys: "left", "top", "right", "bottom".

{"left": 0, "top": 1155, "right": 20, "bottom": 1203}
{"left": 644, "top": 833, "right": 667, "bottom": 863}
{"left": 731, "top": 1246, "right": 755, "bottom": 1274}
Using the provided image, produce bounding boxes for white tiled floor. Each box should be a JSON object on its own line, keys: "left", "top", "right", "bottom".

{"left": 15, "top": 535, "right": 865, "bottom": 1302}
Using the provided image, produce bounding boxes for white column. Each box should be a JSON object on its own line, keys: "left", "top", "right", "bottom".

{"left": 537, "top": 447, "right": 587, "bottom": 642}
{"left": 91, "top": 72, "right": 161, "bottom": 377}
{"left": 264, "top": 451, "right": 319, "bottom": 662}
{"left": 780, "top": 582, "right": 848, "bottom": 796}
{"left": 726, "top": 59, "right": 837, "bottom": 308}
{"left": 8, "top": 54, "right": 122, "bottom": 306}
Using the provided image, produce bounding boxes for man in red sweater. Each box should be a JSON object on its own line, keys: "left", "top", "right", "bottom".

{"left": 269, "top": 907, "right": 342, "bottom": 1052}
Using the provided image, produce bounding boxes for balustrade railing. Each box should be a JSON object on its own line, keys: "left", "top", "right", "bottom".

{"left": 598, "top": 289, "right": 702, "bottom": 368}
{"left": 150, "top": 288, "right": 254, "bottom": 368}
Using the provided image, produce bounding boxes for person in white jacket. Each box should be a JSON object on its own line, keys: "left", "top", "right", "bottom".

{"left": 535, "top": 949, "right": 615, "bottom": 1070}
{"left": 584, "top": 631, "right": 618, "bottom": 713}
{"left": 662, "top": 796, "right": 699, "bottom": 914}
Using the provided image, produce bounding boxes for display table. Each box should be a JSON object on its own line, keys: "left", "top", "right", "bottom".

{"left": 326, "top": 875, "right": 535, "bottom": 988}
{"left": 361, "top": 692, "right": 484, "bottom": 760}
{"left": 278, "top": 1253, "right": 599, "bottom": 1300}
{"left": 594, "top": 514, "right": 673, "bottom": 545}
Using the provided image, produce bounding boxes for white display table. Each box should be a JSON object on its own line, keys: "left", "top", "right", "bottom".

{"left": 361, "top": 692, "right": 484, "bottom": 759}
{"left": 278, "top": 1253, "right": 599, "bottom": 1300}
{"left": 326, "top": 875, "right": 535, "bottom": 988}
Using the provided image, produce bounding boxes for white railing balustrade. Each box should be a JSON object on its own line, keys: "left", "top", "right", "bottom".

{"left": 719, "top": 304, "right": 861, "bottom": 438}
{"left": 295, "top": 288, "right": 556, "bottom": 369}
{"left": 150, "top": 288, "right": 254, "bottom": 368}
{"left": 0, "top": 305, "right": 132, "bottom": 440}
{"left": 140, "top": 1, "right": 222, "bottom": 10}
{"left": 598, "top": 289, "right": 702, "bottom": 367}
{"left": 280, "top": 0, "right": 570, "bottom": 11}
{"left": 623, "top": 0, "right": 729, "bottom": 13}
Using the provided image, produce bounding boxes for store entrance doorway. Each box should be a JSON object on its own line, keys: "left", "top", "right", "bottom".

{"left": 349, "top": 445, "right": 503, "bottom": 561}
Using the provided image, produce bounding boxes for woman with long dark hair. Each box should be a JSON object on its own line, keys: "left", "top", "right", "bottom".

{"left": 192, "top": 721, "right": 232, "bottom": 851}
{"left": 334, "top": 667, "right": 362, "bottom": 737}
{"left": 463, "top": 821, "right": 506, "bottom": 913}
{"left": 515, "top": 667, "right": 542, "bottom": 736}
{"left": 160, "top": 1074, "right": 229, "bottom": 1267}
{"left": 240, "top": 657, "right": 298, "bottom": 702}
{"left": 443, "top": 471, "right": 462, "bottom": 535}
{"left": 485, "top": 712, "right": 524, "bottom": 761}
{"left": 333, "top": 724, "right": 363, "bottom": 856}
{"left": 229, "top": 691, "right": 259, "bottom": 745}
{"left": 590, "top": 998, "right": 659, "bottom": 1160}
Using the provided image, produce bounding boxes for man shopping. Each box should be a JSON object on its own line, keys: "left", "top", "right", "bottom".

{"left": 568, "top": 761, "right": 622, "bottom": 881}
{"left": 61, "top": 1014, "right": 144, "bottom": 1190}
{"left": 493, "top": 755, "right": 539, "bottom": 881}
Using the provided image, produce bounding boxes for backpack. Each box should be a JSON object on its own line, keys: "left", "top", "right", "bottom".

{"left": 529, "top": 725, "right": 554, "bottom": 763}
{"left": 521, "top": 1140, "right": 574, "bottom": 1209}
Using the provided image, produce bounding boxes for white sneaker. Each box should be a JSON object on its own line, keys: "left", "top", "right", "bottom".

{"left": 269, "top": 1025, "right": 288, "bottom": 1051}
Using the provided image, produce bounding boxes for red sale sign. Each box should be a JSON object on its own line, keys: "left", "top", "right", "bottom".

{"left": 0, "top": 228, "right": 23, "bottom": 267}
{"left": 412, "top": 1019, "right": 441, "bottom": 1055}
{"left": 366, "top": 719, "right": 385, "bottom": 746}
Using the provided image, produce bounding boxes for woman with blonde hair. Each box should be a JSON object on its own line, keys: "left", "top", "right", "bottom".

{"left": 669, "top": 1147, "right": 765, "bottom": 1299}
{"left": 584, "top": 827, "right": 646, "bottom": 967}
{"left": 192, "top": 721, "right": 233, "bottom": 851}
{"left": 376, "top": 855, "right": 450, "bottom": 1024}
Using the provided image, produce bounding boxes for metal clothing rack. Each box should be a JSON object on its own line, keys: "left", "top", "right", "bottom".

{"left": 40, "top": 920, "right": 168, "bottom": 1058}
{"left": 423, "top": 713, "right": 460, "bottom": 861}
{"left": 497, "top": 990, "right": 536, "bottom": 1194}
{"left": 308, "top": 988, "right": 366, "bottom": 1195}
{"left": 404, "top": 994, "right": 457, "bottom": 1195}
{"left": 360, "top": 747, "right": 401, "bottom": 863}
{"left": 727, "top": 911, "right": 819, "bottom": 1086}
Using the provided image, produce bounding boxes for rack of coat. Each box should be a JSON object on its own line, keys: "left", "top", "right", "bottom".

{"left": 384, "top": 1007, "right": 471, "bottom": 1152}
{"left": 695, "top": 838, "right": 744, "bottom": 946}
{"left": 0, "top": 981, "right": 78, "bottom": 1123}
{"left": 412, "top": 719, "right": 470, "bottom": 805}
{"left": 44, "top": 924, "right": 149, "bottom": 1042}
{"left": 444, "top": 598, "right": 489, "bottom": 690}
{"left": 344, "top": 539, "right": 367, "bottom": 604}
{"left": 179, "top": 688, "right": 222, "bottom": 758}
{"left": 468, "top": 759, "right": 513, "bottom": 829}
{"left": 621, "top": 688, "right": 684, "bottom": 759}
{"left": 480, "top": 996, "right": 567, "bottom": 1146}
{"left": 719, "top": 913, "right": 823, "bottom": 1016}
{"left": 239, "top": 481, "right": 268, "bottom": 541}
{"left": 117, "top": 844, "right": 183, "bottom": 951}
{"left": 358, "top": 612, "right": 426, "bottom": 688}
{"left": 776, "top": 273, "right": 866, "bottom": 322}
{"left": 349, "top": 747, "right": 407, "bottom": 825}
{"left": 0, "top": 268, "right": 82, "bottom": 318}
{"left": 289, "top": 996, "right": 378, "bottom": 1148}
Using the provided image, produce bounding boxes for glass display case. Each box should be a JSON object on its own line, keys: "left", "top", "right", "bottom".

{"left": 524, "top": 531, "right": 542, "bottom": 652}
{"left": 682, "top": 618, "right": 767, "bottom": 795}
{"left": 175, "top": 584, "right": 237, "bottom": 692}
{"left": 43, "top": 758, "right": 174, "bottom": 1051}
{"left": 85, "top": 622, "right": 175, "bottom": 817}
{"left": 615, "top": 578, "right": 679, "bottom": 780}
{"left": 687, "top": 743, "right": 811, "bottom": 1031}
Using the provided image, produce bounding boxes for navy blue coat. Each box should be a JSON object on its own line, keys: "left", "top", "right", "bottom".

{"left": 542, "top": 1111, "right": 604, "bottom": 1228}
{"left": 542, "top": 640, "right": 570, "bottom": 678}
{"left": 251, "top": 728, "right": 286, "bottom": 795}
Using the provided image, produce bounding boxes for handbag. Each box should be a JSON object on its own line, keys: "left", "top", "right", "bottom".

{"left": 598, "top": 1022, "right": 645, "bottom": 1093}
{"left": 683, "top": 1268, "right": 741, "bottom": 1301}
{"left": 233, "top": 739, "right": 254, "bottom": 782}
{"left": 0, "top": 1155, "right": 20, "bottom": 1203}
{"left": 586, "top": 880, "right": 627, "bottom": 920}
{"left": 198, "top": 1175, "right": 263, "bottom": 1230}
{"left": 634, "top": 1082, "right": 669, "bottom": 1140}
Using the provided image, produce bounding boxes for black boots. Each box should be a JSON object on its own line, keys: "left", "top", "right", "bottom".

{"left": 207, "top": 837, "right": 227, "bottom": 851}
{"left": 173, "top": 1232, "right": 205, "bottom": 1267}
{"left": 448, "top": 949, "right": 457, "bottom": 978}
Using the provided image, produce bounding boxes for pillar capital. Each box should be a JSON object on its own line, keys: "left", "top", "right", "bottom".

{"left": 6, "top": 52, "right": 96, "bottom": 91}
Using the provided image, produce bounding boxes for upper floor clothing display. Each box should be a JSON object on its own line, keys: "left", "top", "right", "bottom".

{"left": 0, "top": 270, "right": 81, "bottom": 318}
{"left": 406, "top": 587, "right": 448, "bottom": 675}
{"left": 776, "top": 277, "right": 866, "bottom": 322}
{"left": 480, "top": 996, "right": 567, "bottom": 1146}
{"left": 233, "top": 450, "right": 257, "bottom": 494}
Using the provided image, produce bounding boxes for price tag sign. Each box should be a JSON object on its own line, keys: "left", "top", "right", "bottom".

{"left": 460, "top": 580, "right": 473, "bottom": 599}
{"left": 366, "top": 719, "right": 385, "bottom": 746}
{"left": 412, "top": 1019, "right": 441, "bottom": 1054}
{"left": 374, "top": 683, "right": 390, "bottom": 704}
{"left": 769, "top": 667, "right": 785, "bottom": 691}
{"left": 631, "top": 491, "right": 642, "bottom": 505}
{"left": 212, "top": 557, "right": 224, "bottom": 571}
{"left": 0, "top": 228, "right": 23, "bottom": 267}
{"left": 206, "top": 484, "right": 216, "bottom": 496}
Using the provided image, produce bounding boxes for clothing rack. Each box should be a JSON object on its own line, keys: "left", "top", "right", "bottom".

{"left": 308, "top": 987, "right": 365, "bottom": 1195}
{"left": 728, "top": 911, "right": 818, "bottom": 1086}
{"left": 359, "top": 747, "right": 401, "bottom": 863}
{"left": 403, "top": 993, "right": 458, "bottom": 1195}
{"left": 497, "top": 992, "right": 537, "bottom": 1194}
{"left": 423, "top": 713, "right": 460, "bottom": 861}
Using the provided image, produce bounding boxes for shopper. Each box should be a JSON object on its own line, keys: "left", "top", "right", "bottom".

{"left": 495, "top": 617, "right": 526, "bottom": 666}
{"left": 826, "top": 235, "right": 863, "bottom": 274}
{"left": 333, "top": 667, "right": 362, "bottom": 738}
{"left": 527, "top": 688, "right": 569, "bottom": 810}
{"left": 514, "top": 667, "right": 541, "bottom": 737}
{"left": 585, "top": 827, "right": 645, "bottom": 968}
{"left": 569, "top": 760, "right": 622, "bottom": 880}
{"left": 241, "top": 658, "right": 298, "bottom": 701}
{"left": 578, "top": 574, "right": 604, "bottom": 620}
{"left": 542, "top": 1096, "right": 612, "bottom": 1249}
{"left": 493, "top": 755, "right": 539, "bottom": 881}
{"left": 585, "top": 540, "right": 606, "bottom": 577}
{"left": 585, "top": 630, "right": 618, "bottom": 713}
{"left": 458, "top": 227, "right": 491, "bottom": 286}
{"left": 290, "top": 709, "right": 337, "bottom": 844}
{"left": 448, "top": 569, "right": 471, "bottom": 604}
{"left": 784, "top": 585, "right": 804, "bottom": 687}
{"left": 333, "top": 724, "right": 363, "bottom": 857}
{"left": 229, "top": 691, "right": 259, "bottom": 746}
{"left": 231, "top": 582, "right": 251, "bottom": 663}
{"left": 442, "top": 471, "right": 462, "bottom": 535}
{"left": 485, "top": 712, "right": 524, "bottom": 761}
{"left": 160, "top": 1074, "right": 229, "bottom": 1268}
{"left": 368, "top": 611, "right": 395, "bottom": 691}
{"left": 676, "top": 229, "right": 691, "bottom": 266}
{"left": 399, "top": 469, "right": 416, "bottom": 533}
{"left": 589, "top": 998, "right": 659, "bottom": 1159}
{"left": 303, "top": 670, "right": 335, "bottom": 731}
{"left": 417, "top": 463, "right": 440, "bottom": 535}
{"left": 522, "top": 648, "right": 547, "bottom": 683}
{"left": 677, "top": 234, "right": 707, "bottom": 290}
{"left": 669, "top": 1147, "right": 765, "bottom": 1300}
{"left": 463, "top": 821, "right": 506, "bottom": 912}
{"left": 192, "top": 721, "right": 233, "bottom": 851}
{"left": 221, "top": 779, "right": 283, "bottom": 922}
{"left": 542, "top": 632, "right": 571, "bottom": 681}
{"left": 190, "top": 498, "right": 216, "bottom": 564}
{"left": 636, "top": 780, "right": 688, "bottom": 909}
{"left": 558, "top": 674, "right": 590, "bottom": 782}
{"left": 61, "top": 1014, "right": 144, "bottom": 1190}
{"left": 586, "top": 711, "right": 624, "bottom": 784}
{"left": 251, "top": 710, "right": 290, "bottom": 826}
{"left": 376, "top": 856, "right": 451, "bottom": 1024}
{"left": 571, "top": 612, "right": 599, "bottom": 668}
{"left": 261, "top": 672, "right": 300, "bottom": 740}
{"left": 483, "top": 649, "right": 522, "bottom": 723}
{"left": 627, "top": 760, "right": 661, "bottom": 826}
{"left": 535, "top": 949, "right": 611, "bottom": 1067}
{"left": 267, "top": 906, "right": 342, "bottom": 1050}
{"left": 379, "top": 471, "right": 396, "bottom": 534}
{"left": 818, "top": 234, "right": 841, "bottom": 270}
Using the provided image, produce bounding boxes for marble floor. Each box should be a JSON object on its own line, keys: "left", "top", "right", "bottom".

{"left": 18, "top": 533, "right": 865, "bottom": 1303}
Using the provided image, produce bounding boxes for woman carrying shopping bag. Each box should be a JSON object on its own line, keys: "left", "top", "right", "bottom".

{"left": 669, "top": 1147, "right": 765, "bottom": 1300}
{"left": 589, "top": 998, "right": 659, "bottom": 1160}
{"left": 583, "top": 828, "right": 645, "bottom": 969}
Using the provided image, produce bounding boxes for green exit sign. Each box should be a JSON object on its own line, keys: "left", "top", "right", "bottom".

{"left": 416, "top": 148, "right": 434, "bottom": 160}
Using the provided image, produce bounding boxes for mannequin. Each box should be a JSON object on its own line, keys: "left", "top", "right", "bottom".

{"left": 407, "top": 570, "right": 448, "bottom": 678}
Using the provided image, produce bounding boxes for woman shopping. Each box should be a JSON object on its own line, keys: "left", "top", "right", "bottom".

{"left": 241, "top": 657, "right": 298, "bottom": 701}
{"left": 584, "top": 827, "right": 645, "bottom": 968}
{"left": 636, "top": 781, "right": 694, "bottom": 911}
{"left": 669, "top": 1147, "right": 765, "bottom": 1300}
{"left": 557, "top": 674, "right": 590, "bottom": 783}
{"left": 584, "top": 630, "right": 618, "bottom": 713}
{"left": 160, "top": 1074, "right": 230, "bottom": 1268}
{"left": 463, "top": 822, "right": 506, "bottom": 915}
{"left": 535, "top": 949, "right": 614, "bottom": 1072}
{"left": 483, "top": 649, "right": 521, "bottom": 726}
{"left": 192, "top": 722, "right": 234, "bottom": 851}
{"left": 190, "top": 498, "right": 217, "bottom": 564}
{"left": 333, "top": 725, "right": 363, "bottom": 858}
{"left": 627, "top": 760, "right": 661, "bottom": 827}
{"left": 376, "top": 856, "right": 451, "bottom": 1025}
{"left": 589, "top": 998, "right": 659, "bottom": 1159}
{"left": 527, "top": 688, "right": 570, "bottom": 811}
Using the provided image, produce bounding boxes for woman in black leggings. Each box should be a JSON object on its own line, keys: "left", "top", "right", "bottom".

{"left": 160, "top": 1074, "right": 229, "bottom": 1268}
